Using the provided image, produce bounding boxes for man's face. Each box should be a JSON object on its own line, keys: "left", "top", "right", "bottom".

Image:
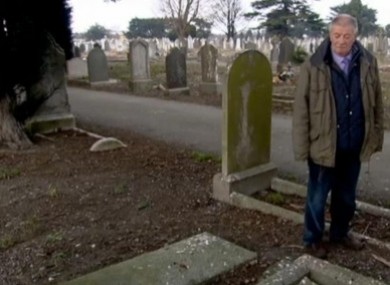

{"left": 330, "top": 24, "right": 356, "bottom": 56}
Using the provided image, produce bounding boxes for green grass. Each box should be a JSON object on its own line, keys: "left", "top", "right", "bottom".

{"left": 113, "top": 183, "right": 128, "bottom": 194}
{"left": 150, "top": 62, "right": 165, "bottom": 77}
{"left": 0, "top": 234, "right": 17, "bottom": 250}
{"left": 48, "top": 185, "right": 60, "bottom": 198}
{"left": 191, "top": 151, "right": 221, "bottom": 163}
{"left": 108, "top": 62, "right": 131, "bottom": 81}
{"left": 264, "top": 192, "right": 286, "bottom": 206}
{"left": 0, "top": 167, "right": 21, "bottom": 180}
{"left": 46, "top": 232, "right": 64, "bottom": 243}
{"left": 23, "top": 215, "right": 41, "bottom": 236}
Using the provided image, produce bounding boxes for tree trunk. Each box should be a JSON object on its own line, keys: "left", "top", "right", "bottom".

{"left": 0, "top": 96, "right": 32, "bottom": 149}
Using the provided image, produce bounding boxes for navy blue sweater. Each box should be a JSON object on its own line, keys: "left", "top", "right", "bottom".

{"left": 328, "top": 46, "right": 365, "bottom": 152}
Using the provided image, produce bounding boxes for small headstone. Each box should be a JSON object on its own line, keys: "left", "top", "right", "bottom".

{"left": 87, "top": 43, "right": 109, "bottom": 83}
{"left": 367, "top": 42, "right": 374, "bottom": 53}
{"left": 199, "top": 43, "right": 222, "bottom": 96}
{"left": 278, "top": 37, "right": 295, "bottom": 72}
{"left": 213, "top": 50, "right": 277, "bottom": 202}
{"left": 67, "top": 58, "right": 88, "bottom": 79}
{"left": 128, "top": 39, "right": 153, "bottom": 93}
{"left": 73, "top": 46, "right": 81, "bottom": 58}
{"left": 104, "top": 39, "right": 110, "bottom": 51}
{"left": 165, "top": 47, "right": 190, "bottom": 95}
{"left": 149, "top": 40, "right": 158, "bottom": 58}
{"left": 89, "top": 137, "right": 126, "bottom": 152}
{"left": 79, "top": 43, "right": 86, "bottom": 54}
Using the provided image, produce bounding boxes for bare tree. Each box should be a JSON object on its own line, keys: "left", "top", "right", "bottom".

{"left": 161, "top": 0, "right": 202, "bottom": 46}
{"left": 212, "top": 0, "right": 243, "bottom": 40}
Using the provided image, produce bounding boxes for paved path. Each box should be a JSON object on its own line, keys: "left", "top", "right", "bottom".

{"left": 68, "top": 87, "right": 390, "bottom": 202}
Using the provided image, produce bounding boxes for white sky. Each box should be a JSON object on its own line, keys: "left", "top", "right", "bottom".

{"left": 68, "top": 0, "right": 389, "bottom": 33}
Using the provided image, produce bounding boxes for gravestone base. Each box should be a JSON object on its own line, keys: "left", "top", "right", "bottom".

{"left": 129, "top": 79, "right": 153, "bottom": 93}
{"left": 26, "top": 113, "right": 76, "bottom": 134}
{"left": 166, "top": 87, "right": 190, "bottom": 96}
{"left": 90, "top": 79, "right": 119, "bottom": 86}
{"left": 213, "top": 162, "right": 277, "bottom": 203}
{"left": 200, "top": 82, "right": 222, "bottom": 96}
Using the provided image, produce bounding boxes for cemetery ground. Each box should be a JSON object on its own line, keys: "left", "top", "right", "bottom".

{"left": 1, "top": 122, "right": 390, "bottom": 285}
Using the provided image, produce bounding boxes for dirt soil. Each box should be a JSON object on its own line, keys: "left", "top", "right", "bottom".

{"left": 256, "top": 190, "right": 390, "bottom": 243}
{"left": 1, "top": 123, "right": 390, "bottom": 285}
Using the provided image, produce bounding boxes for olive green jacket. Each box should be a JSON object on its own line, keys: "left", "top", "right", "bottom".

{"left": 292, "top": 39, "right": 384, "bottom": 167}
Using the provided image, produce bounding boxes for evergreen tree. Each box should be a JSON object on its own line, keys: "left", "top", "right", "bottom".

{"left": 84, "top": 24, "right": 110, "bottom": 41}
{"left": 245, "top": 0, "right": 325, "bottom": 38}
{"left": 0, "top": 0, "right": 72, "bottom": 148}
{"left": 330, "top": 0, "right": 378, "bottom": 37}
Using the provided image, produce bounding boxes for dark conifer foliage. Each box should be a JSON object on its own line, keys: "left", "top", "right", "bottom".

{"left": 0, "top": 0, "right": 73, "bottom": 101}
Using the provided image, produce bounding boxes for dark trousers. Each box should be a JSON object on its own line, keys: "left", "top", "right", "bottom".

{"left": 303, "top": 151, "right": 361, "bottom": 245}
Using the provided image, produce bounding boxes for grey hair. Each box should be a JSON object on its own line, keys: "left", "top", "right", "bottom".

{"left": 329, "top": 14, "right": 358, "bottom": 35}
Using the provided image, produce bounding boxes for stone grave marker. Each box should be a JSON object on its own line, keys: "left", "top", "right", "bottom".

{"left": 278, "top": 37, "right": 295, "bottom": 72}
{"left": 87, "top": 43, "right": 109, "bottom": 84}
{"left": 104, "top": 39, "right": 110, "bottom": 51}
{"left": 165, "top": 47, "right": 190, "bottom": 95}
{"left": 26, "top": 33, "right": 75, "bottom": 134}
{"left": 367, "top": 42, "right": 374, "bottom": 53}
{"left": 213, "top": 50, "right": 277, "bottom": 202}
{"left": 67, "top": 58, "right": 88, "bottom": 79}
{"left": 199, "top": 43, "right": 221, "bottom": 96}
{"left": 62, "top": 232, "right": 256, "bottom": 285}
{"left": 270, "top": 38, "right": 280, "bottom": 73}
{"left": 129, "top": 39, "right": 153, "bottom": 93}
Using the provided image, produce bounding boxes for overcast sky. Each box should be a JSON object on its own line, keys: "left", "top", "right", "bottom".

{"left": 68, "top": 0, "right": 389, "bottom": 33}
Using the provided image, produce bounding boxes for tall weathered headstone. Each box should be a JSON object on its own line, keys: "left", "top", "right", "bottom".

{"left": 367, "top": 42, "right": 374, "bottom": 53}
{"left": 270, "top": 37, "right": 280, "bottom": 73}
{"left": 199, "top": 43, "right": 221, "bottom": 96}
{"left": 87, "top": 43, "right": 109, "bottom": 84}
{"left": 26, "top": 33, "right": 75, "bottom": 134}
{"left": 278, "top": 37, "right": 295, "bottom": 72}
{"left": 129, "top": 40, "right": 153, "bottom": 93}
{"left": 165, "top": 47, "right": 190, "bottom": 95}
{"left": 213, "top": 50, "right": 277, "bottom": 202}
{"left": 104, "top": 40, "right": 110, "bottom": 51}
{"left": 73, "top": 46, "right": 81, "bottom": 58}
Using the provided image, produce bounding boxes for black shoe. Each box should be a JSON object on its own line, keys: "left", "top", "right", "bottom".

{"left": 304, "top": 242, "right": 328, "bottom": 259}
{"left": 331, "top": 235, "right": 365, "bottom": 251}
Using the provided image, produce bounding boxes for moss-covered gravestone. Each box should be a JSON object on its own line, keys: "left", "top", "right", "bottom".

{"left": 213, "top": 50, "right": 277, "bottom": 202}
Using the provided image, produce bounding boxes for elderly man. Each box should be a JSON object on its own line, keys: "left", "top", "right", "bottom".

{"left": 293, "top": 14, "right": 384, "bottom": 259}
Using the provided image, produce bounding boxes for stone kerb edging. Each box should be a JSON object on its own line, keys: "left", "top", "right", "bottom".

{"left": 271, "top": 178, "right": 390, "bottom": 219}
{"left": 256, "top": 254, "right": 387, "bottom": 285}
{"left": 229, "top": 190, "right": 390, "bottom": 252}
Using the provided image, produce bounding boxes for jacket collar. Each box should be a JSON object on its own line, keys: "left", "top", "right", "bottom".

{"left": 310, "top": 37, "right": 373, "bottom": 69}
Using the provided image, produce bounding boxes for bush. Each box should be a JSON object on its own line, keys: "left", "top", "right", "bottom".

{"left": 292, "top": 46, "right": 308, "bottom": 64}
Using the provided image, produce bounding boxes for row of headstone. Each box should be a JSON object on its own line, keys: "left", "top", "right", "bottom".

{"left": 74, "top": 33, "right": 390, "bottom": 67}
{"left": 81, "top": 41, "right": 223, "bottom": 96}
